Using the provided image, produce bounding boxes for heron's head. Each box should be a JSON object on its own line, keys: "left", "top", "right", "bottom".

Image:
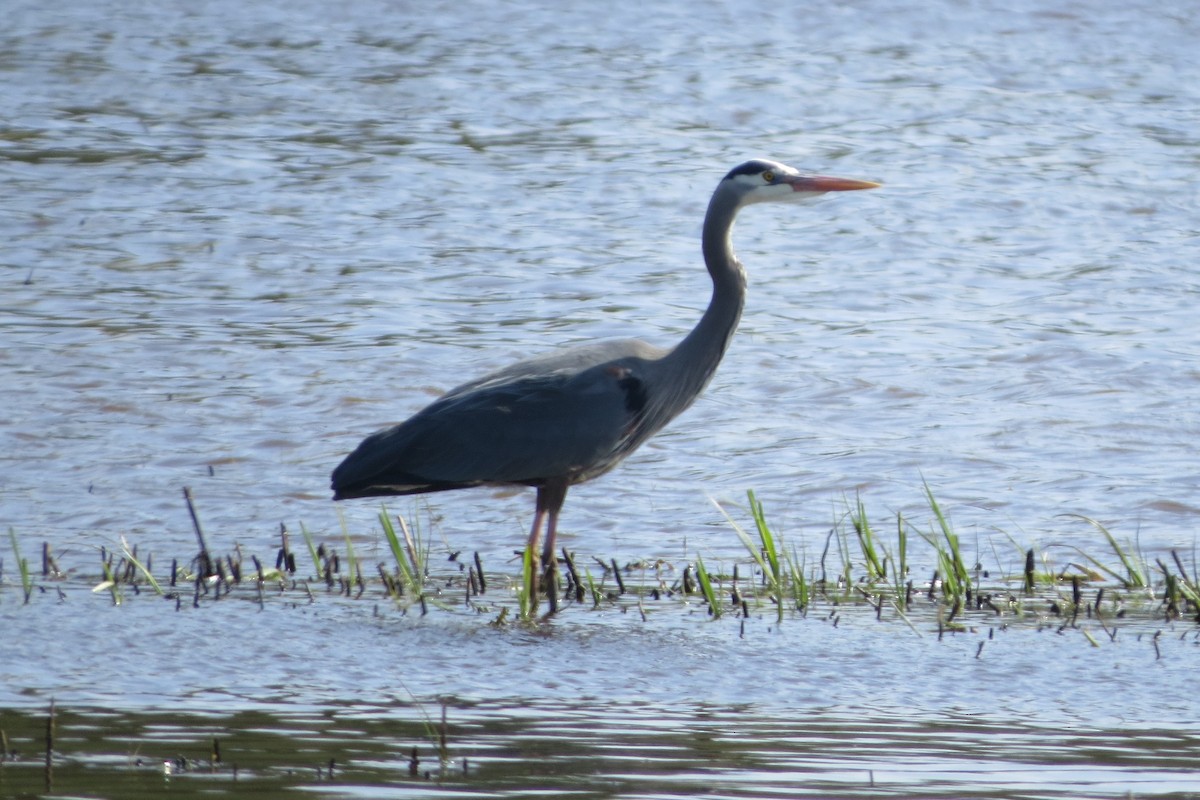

{"left": 722, "top": 159, "right": 880, "bottom": 206}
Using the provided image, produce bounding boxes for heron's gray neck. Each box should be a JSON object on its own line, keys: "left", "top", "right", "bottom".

{"left": 660, "top": 196, "right": 746, "bottom": 401}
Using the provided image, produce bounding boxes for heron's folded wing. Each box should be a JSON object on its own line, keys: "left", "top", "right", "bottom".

{"left": 331, "top": 362, "right": 641, "bottom": 493}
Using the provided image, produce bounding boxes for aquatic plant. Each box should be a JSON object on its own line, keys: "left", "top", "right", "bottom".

{"left": 379, "top": 507, "right": 429, "bottom": 600}
{"left": 8, "top": 527, "right": 33, "bottom": 604}
{"left": 516, "top": 541, "right": 536, "bottom": 621}
{"left": 1061, "top": 514, "right": 1149, "bottom": 590}
{"left": 119, "top": 535, "right": 163, "bottom": 596}
{"left": 920, "top": 481, "right": 972, "bottom": 601}
{"left": 849, "top": 492, "right": 886, "bottom": 581}
{"left": 3, "top": 486, "right": 1195, "bottom": 650}
{"left": 694, "top": 555, "right": 722, "bottom": 618}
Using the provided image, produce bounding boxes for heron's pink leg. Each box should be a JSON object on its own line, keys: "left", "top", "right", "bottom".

{"left": 537, "top": 481, "right": 569, "bottom": 591}
{"left": 525, "top": 499, "right": 548, "bottom": 604}
{"left": 543, "top": 506, "right": 561, "bottom": 579}
{"left": 526, "top": 504, "right": 547, "bottom": 562}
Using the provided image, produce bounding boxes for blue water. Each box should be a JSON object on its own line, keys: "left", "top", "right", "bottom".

{"left": 2, "top": 3, "right": 1199, "bottom": 795}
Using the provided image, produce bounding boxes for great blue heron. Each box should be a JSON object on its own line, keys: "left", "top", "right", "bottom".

{"left": 332, "top": 159, "right": 878, "bottom": 590}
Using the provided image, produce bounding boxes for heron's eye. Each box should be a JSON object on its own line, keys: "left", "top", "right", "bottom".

{"left": 761, "top": 171, "right": 775, "bottom": 183}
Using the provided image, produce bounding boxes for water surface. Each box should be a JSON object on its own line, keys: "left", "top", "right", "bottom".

{"left": 2, "top": 0, "right": 1199, "bottom": 796}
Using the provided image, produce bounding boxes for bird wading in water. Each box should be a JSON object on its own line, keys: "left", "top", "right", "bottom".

{"left": 332, "top": 159, "right": 878, "bottom": 603}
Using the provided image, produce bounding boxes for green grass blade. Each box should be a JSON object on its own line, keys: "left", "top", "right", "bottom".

{"left": 694, "top": 555, "right": 722, "bottom": 618}
{"left": 517, "top": 542, "right": 536, "bottom": 621}
{"left": 784, "top": 543, "right": 809, "bottom": 613}
{"left": 747, "top": 490, "right": 782, "bottom": 587}
{"left": 711, "top": 496, "right": 771, "bottom": 579}
{"left": 850, "top": 493, "right": 885, "bottom": 580}
{"left": 341, "top": 529, "right": 359, "bottom": 589}
{"left": 923, "top": 481, "right": 969, "bottom": 596}
{"left": 379, "top": 507, "right": 405, "bottom": 566}
{"left": 119, "top": 535, "right": 163, "bottom": 596}
{"left": 1060, "top": 514, "right": 1147, "bottom": 589}
{"left": 8, "top": 528, "right": 32, "bottom": 604}
{"left": 299, "top": 522, "right": 322, "bottom": 578}
{"left": 379, "top": 507, "right": 427, "bottom": 596}
{"left": 98, "top": 560, "right": 123, "bottom": 605}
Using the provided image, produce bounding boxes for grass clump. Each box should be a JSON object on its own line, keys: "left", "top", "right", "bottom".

{"left": 713, "top": 490, "right": 814, "bottom": 620}
{"left": 380, "top": 507, "right": 430, "bottom": 600}
{"left": 849, "top": 493, "right": 886, "bottom": 581}
{"left": 920, "top": 481, "right": 972, "bottom": 601}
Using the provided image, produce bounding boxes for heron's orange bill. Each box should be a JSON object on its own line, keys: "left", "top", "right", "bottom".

{"left": 791, "top": 175, "right": 881, "bottom": 192}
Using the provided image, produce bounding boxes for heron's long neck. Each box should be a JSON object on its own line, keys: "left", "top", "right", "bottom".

{"left": 660, "top": 195, "right": 746, "bottom": 401}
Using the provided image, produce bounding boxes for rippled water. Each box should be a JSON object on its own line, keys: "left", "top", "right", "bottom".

{"left": 3, "top": 0, "right": 1199, "bottom": 796}
{"left": 3, "top": 701, "right": 1198, "bottom": 799}
{"left": 2, "top": 570, "right": 1200, "bottom": 797}
{"left": 4, "top": 0, "right": 1198, "bottom": 559}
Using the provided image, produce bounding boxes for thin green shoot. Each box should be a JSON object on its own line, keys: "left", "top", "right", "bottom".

{"left": 517, "top": 540, "right": 536, "bottom": 621}
{"left": 379, "top": 508, "right": 428, "bottom": 597}
{"left": 832, "top": 521, "right": 854, "bottom": 592}
{"left": 849, "top": 493, "right": 886, "bottom": 580}
{"left": 747, "top": 491, "right": 782, "bottom": 588}
{"left": 1060, "top": 515, "right": 1148, "bottom": 590}
{"left": 694, "top": 555, "right": 722, "bottom": 618}
{"left": 95, "top": 560, "right": 123, "bottom": 605}
{"left": 398, "top": 512, "right": 429, "bottom": 585}
{"left": 8, "top": 528, "right": 32, "bottom": 604}
{"left": 1169, "top": 550, "right": 1200, "bottom": 607}
{"left": 1155, "top": 555, "right": 1199, "bottom": 613}
{"left": 340, "top": 526, "right": 360, "bottom": 591}
{"left": 583, "top": 566, "right": 602, "bottom": 608}
{"left": 119, "top": 535, "right": 164, "bottom": 596}
{"left": 922, "top": 481, "right": 969, "bottom": 598}
{"left": 712, "top": 497, "right": 770, "bottom": 584}
{"left": 299, "top": 522, "right": 322, "bottom": 579}
{"left": 334, "top": 508, "right": 366, "bottom": 592}
{"left": 714, "top": 493, "right": 784, "bottom": 621}
{"left": 888, "top": 513, "right": 909, "bottom": 610}
{"left": 379, "top": 508, "right": 407, "bottom": 585}
{"left": 784, "top": 543, "right": 810, "bottom": 613}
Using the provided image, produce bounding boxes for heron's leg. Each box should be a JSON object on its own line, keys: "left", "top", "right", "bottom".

{"left": 538, "top": 480, "right": 569, "bottom": 587}
{"left": 527, "top": 503, "right": 547, "bottom": 558}
{"left": 527, "top": 498, "right": 548, "bottom": 578}
{"left": 543, "top": 507, "right": 561, "bottom": 590}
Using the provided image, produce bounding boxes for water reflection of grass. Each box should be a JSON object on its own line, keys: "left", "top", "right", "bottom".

{"left": 3, "top": 487, "right": 1197, "bottom": 641}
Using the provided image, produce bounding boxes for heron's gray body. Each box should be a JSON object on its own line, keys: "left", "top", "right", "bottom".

{"left": 331, "top": 159, "right": 877, "bottom": 594}
{"left": 331, "top": 338, "right": 675, "bottom": 497}
{"left": 332, "top": 162, "right": 753, "bottom": 501}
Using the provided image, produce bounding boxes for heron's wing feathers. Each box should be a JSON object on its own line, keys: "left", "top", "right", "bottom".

{"left": 331, "top": 342, "right": 661, "bottom": 498}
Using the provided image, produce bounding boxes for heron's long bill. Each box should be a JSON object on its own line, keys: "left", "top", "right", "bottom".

{"left": 790, "top": 175, "right": 881, "bottom": 192}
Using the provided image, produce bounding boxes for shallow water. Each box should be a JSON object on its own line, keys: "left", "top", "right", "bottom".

{"left": 2, "top": 566, "right": 1200, "bottom": 798}
{"left": 2, "top": 700, "right": 1199, "bottom": 799}
{"left": 3, "top": 0, "right": 1200, "bottom": 796}
{"left": 3, "top": 556, "right": 1199, "bottom": 798}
